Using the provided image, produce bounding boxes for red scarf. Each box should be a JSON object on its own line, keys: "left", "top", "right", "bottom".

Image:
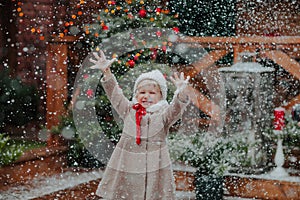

{"left": 132, "top": 103, "right": 146, "bottom": 145}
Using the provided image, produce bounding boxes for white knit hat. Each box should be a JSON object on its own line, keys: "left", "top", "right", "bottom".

{"left": 133, "top": 69, "right": 167, "bottom": 100}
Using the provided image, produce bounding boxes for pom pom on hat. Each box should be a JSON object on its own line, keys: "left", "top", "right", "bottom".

{"left": 134, "top": 70, "right": 167, "bottom": 100}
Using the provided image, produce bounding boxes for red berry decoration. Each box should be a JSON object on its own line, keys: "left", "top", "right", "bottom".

{"left": 139, "top": 9, "right": 147, "bottom": 18}
{"left": 128, "top": 59, "right": 135, "bottom": 68}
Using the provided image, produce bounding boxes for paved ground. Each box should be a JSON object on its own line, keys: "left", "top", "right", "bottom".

{"left": 2, "top": 167, "right": 281, "bottom": 200}
{"left": 0, "top": 169, "right": 197, "bottom": 200}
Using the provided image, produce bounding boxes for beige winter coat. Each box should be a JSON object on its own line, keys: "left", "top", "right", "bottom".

{"left": 96, "top": 74, "right": 188, "bottom": 200}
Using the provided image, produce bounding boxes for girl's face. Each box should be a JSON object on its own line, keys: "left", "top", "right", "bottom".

{"left": 135, "top": 80, "right": 162, "bottom": 108}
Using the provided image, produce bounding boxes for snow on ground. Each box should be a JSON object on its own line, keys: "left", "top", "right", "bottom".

{"left": 225, "top": 170, "right": 300, "bottom": 183}
{"left": 1, "top": 163, "right": 298, "bottom": 200}
{"left": 0, "top": 170, "right": 104, "bottom": 200}
{"left": 0, "top": 168, "right": 196, "bottom": 200}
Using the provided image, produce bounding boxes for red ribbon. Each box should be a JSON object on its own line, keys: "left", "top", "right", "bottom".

{"left": 132, "top": 103, "right": 146, "bottom": 145}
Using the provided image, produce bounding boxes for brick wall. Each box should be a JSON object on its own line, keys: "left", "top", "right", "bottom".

{"left": 16, "top": 0, "right": 56, "bottom": 84}
{"left": 236, "top": 0, "right": 300, "bottom": 36}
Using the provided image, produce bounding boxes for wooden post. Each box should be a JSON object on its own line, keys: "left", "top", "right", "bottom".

{"left": 45, "top": 36, "right": 78, "bottom": 136}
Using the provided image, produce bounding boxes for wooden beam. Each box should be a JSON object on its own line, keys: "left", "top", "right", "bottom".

{"left": 184, "top": 49, "right": 225, "bottom": 122}
{"left": 283, "top": 94, "right": 300, "bottom": 111}
{"left": 45, "top": 36, "right": 79, "bottom": 130}
{"left": 46, "top": 43, "right": 68, "bottom": 129}
{"left": 186, "top": 49, "right": 229, "bottom": 78}
{"left": 264, "top": 50, "right": 300, "bottom": 80}
{"left": 264, "top": 50, "right": 300, "bottom": 109}
{"left": 187, "top": 85, "right": 220, "bottom": 121}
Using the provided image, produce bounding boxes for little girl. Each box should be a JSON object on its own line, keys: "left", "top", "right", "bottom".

{"left": 89, "top": 50, "right": 190, "bottom": 200}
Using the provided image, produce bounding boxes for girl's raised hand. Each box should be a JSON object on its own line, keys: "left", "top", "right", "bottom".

{"left": 170, "top": 72, "right": 190, "bottom": 91}
{"left": 89, "top": 50, "right": 116, "bottom": 72}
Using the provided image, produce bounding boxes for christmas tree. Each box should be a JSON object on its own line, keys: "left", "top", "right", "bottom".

{"left": 82, "top": 0, "right": 180, "bottom": 68}
{"left": 76, "top": 0, "right": 181, "bottom": 143}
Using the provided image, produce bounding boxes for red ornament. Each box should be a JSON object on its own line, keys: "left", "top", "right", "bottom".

{"left": 102, "top": 25, "right": 109, "bottom": 30}
{"left": 83, "top": 74, "right": 89, "bottom": 79}
{"left": 172, "top": 27, "right": 179, "bottom": 33}
{"left": 156, "top": 31, "right": 162, "bottom": 37}
{"left": 155, "top": 8, "right": 161, "bottom": 13}
{"left": 139, "top": 9, "right": 147, "bottom": 18}
{"left": 128, "top": 59, "right": 135, "bottom": 68}
{"left": 274, "top": 107, "right": 285, "bottom": 130}
{"left": 86, "top": 89, "right": 94, "bottom": 98}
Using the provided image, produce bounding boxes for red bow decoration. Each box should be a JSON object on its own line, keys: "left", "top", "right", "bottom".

{"left": 132, "top": 103, "right": 147, "bottom": 145}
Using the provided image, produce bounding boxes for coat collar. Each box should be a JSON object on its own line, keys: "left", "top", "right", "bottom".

{"left": 132, "top": 99, "right": 169, "bottom": 113}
